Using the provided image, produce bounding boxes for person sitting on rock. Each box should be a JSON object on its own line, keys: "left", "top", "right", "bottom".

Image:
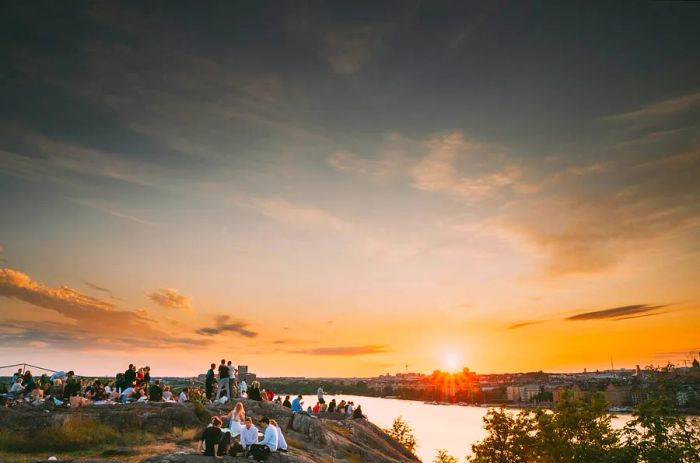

{"left": 178, "top": 387, "right": 189, "bottom": 403}
{"left": 353, "top": 405, "right": 366, "bottom": 419}
{"left": 248, "top": 381, "right": 262, "bottom": 401}
{"left": 198, "top": 416, "right": 224, "bottom": 457}
{"left": 238, "top": 416, "right": 258, "bottom": 457}
{"left": 328, "top": 398, "right": 337, "bottom": 413}
{"left": 162, "top": 385, "right": 174, "bottom": 401}
{"left": 273, "top": 420, "right": 288, "bottom": 453}
{"left": 291, "top": 395, "right": 304, "bottom": 412}
{"left": 149, "top": 379, "right": 163, "bottom": 401}
{"left": 238, "top": 378, "right": 248, "bottom": 397}
{"left": 337, "top": 400, "right": 346, "bottom": 414}
{"left": 250, "top": 416, "right": 278, "bottom": 461}
{"left": 312, "top": 402, "right": 320, "bottom": 413}
{"left": 120, "top": 385, "right": 136, "bottom": 403}
{"left": 9, "top": 377, "right": 24, "bottom": 398}
{"left": 282, "top": 395, "right": 291, "bottom": 408}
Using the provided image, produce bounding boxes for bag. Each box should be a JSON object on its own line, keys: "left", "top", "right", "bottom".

{"left": 228, "top": 442, "right": 244, "bottom": 457}
{"left": 250, "top": 444, "right": 270, "bottom": 461}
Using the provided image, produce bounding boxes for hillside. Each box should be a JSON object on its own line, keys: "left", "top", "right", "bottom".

{"left": 0, "top": 399, "right": 420, "bottom": 463}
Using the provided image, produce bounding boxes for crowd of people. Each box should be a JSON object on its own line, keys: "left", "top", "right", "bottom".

{"left": 1, "top": 362, "right": 366, "bottom": 461}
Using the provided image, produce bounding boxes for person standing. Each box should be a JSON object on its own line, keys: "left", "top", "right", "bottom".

{"left": 216, "top": 359, "right": 230, "bottom": 400}
{"left": 227, "top": 361, "right": 237, "bottom": 398}
{"left": 317, "top": 385, "right": 325, "bottom": 404}
{"left": 124, "top": 364, "right": 136, "bottom": 387}
{"left": 205, "top": 363, "right": 216, "bottom": 400}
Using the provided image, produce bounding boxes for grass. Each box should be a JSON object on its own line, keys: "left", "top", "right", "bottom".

{"left": 0, "top": 416, "right": 153, "bottom": 453}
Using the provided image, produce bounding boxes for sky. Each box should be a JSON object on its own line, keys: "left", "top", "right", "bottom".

{"left": 1, "top": 1, "right": 699, "bottom": 377}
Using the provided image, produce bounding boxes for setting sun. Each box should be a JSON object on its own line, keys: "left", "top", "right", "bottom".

{"left": 443, "top": 352, "right": 461, "bottom": 372}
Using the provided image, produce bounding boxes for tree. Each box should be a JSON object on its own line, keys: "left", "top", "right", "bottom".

{"left": 467, "top": 408, "right": 539, "bottom": 463}
{"left": 385, "top": 416, "right": 417, "bottom": 455}
{"left": 535, "top": 390, "right": 624, "bottom": 462}
{"left": 468, "top": 365, "right": 700, "bottom": 463}
{"left": 433, "top": 449, "right": 458, "bottom": 463}
{"left": 622, "top": 365, "right": 700, "bottom": 463}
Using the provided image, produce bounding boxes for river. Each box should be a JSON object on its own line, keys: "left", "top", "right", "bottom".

{"left": 330, "top": 395, "right": 632, "bottom": 462}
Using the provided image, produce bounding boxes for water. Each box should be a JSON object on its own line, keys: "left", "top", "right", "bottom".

{"left": 332, "top": 395, "right": 632, "bottom": 462}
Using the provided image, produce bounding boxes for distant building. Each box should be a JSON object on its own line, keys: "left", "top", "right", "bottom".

{"left": 506, "top": 386, "right": 521, "bottom": 402}
{"left": 520, "top": 384, "right": 540, "bottom": 402}
{"left": 553, "top": 385, "right": 583, "bottom": 403}
{"left": 605, "top": 384, "right": 632, "bottom": 407}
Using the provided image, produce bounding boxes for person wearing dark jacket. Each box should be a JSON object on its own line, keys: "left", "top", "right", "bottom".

{"left": 205, "top": 363, "right": 217, "bottom": 400}
{"left": 149, "top": 379, "right": 163, "bottom": 401}
{"left": 124, "top": 364, "right": 136, "bottom": 386}
{"left": 282, "top": 395, "right": 292, "bottom": 408}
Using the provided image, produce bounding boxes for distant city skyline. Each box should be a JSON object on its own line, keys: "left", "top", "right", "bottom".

{"left": 1, "top": 2, "right": 699, "bottom": 377}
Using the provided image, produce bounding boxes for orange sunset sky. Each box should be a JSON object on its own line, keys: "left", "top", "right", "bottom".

{"left": 1, "top": 2, "right": 699, "bottom": 377}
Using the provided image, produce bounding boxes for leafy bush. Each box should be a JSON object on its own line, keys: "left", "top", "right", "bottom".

{"left": 385, "top": 416, "right": 417, "bottom": 455}
{"left": 434, "top": 449, "right": 459, "bottom": 463}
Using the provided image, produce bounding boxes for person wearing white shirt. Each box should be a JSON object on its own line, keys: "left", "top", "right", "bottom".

{"left": 276, "top": 421, "right": 288, "bottom": 452}
{"left": 317, "top": 385, "right": 324, "bottom": 404}
{"left": 120, "top": 386, "right": 135, "bottom": 403}
{"left": 10, "top": 379, "right": 24, "bottom": 397}
{"left": 250, "top": 416, "right": 277, "bottom": 460}
{"left": 238, "top": 379, "right": 247, "bottom": 397}
{"left": 178, "top": 387, "right": 189, "bottom": 403}
{"left": 346, "top": 402, "right": 354, "bottom": 415}
{"left": 239, "top": 417, "right": 258, "bottom": 453}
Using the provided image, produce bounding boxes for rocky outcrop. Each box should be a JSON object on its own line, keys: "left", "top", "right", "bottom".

{"left": 2, "top": 399, "right": 419, "bottom": 463}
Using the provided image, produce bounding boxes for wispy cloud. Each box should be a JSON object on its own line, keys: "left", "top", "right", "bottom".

{"left": 70, "top": 198, "right": 156, "bottom": 227}
{"left": 330, "top": 131, "right": 522, "bottom": 201}
{"left": 290, "top": 345, "right": 389, "bottom": 356}
{"left": 320, "top": 23, "right": 388, "bottom": 74}
{"left": 83, "top": 280, "right": 120, "bottom": 300}
{"left": 234, "top": 195, "right": 351, "bottom": 232}
{"left": 410, "top": 132, "right": 521, "bottom": 200}
{"left": 603, "top": 92, "right": 700, "bottom": 123}
{"left": 508, "top": 320, "right": 546, "bottom": 330}
{"left": 566, "top": 304, "right": 668, "bottom": 321}
{"left": 146, "top": 288, "right": 192, "bottom": 311}
{"left": 196, "top": 315, "right": 258, "bottom": 338}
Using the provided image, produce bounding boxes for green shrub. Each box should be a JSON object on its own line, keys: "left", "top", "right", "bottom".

{"left": 0, "top": 416, "right": 152, "bottom": 453}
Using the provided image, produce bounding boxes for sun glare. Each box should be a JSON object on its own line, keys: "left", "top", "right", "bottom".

{"left": 443, "top": 352, "right": 460, "bottom": 372}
